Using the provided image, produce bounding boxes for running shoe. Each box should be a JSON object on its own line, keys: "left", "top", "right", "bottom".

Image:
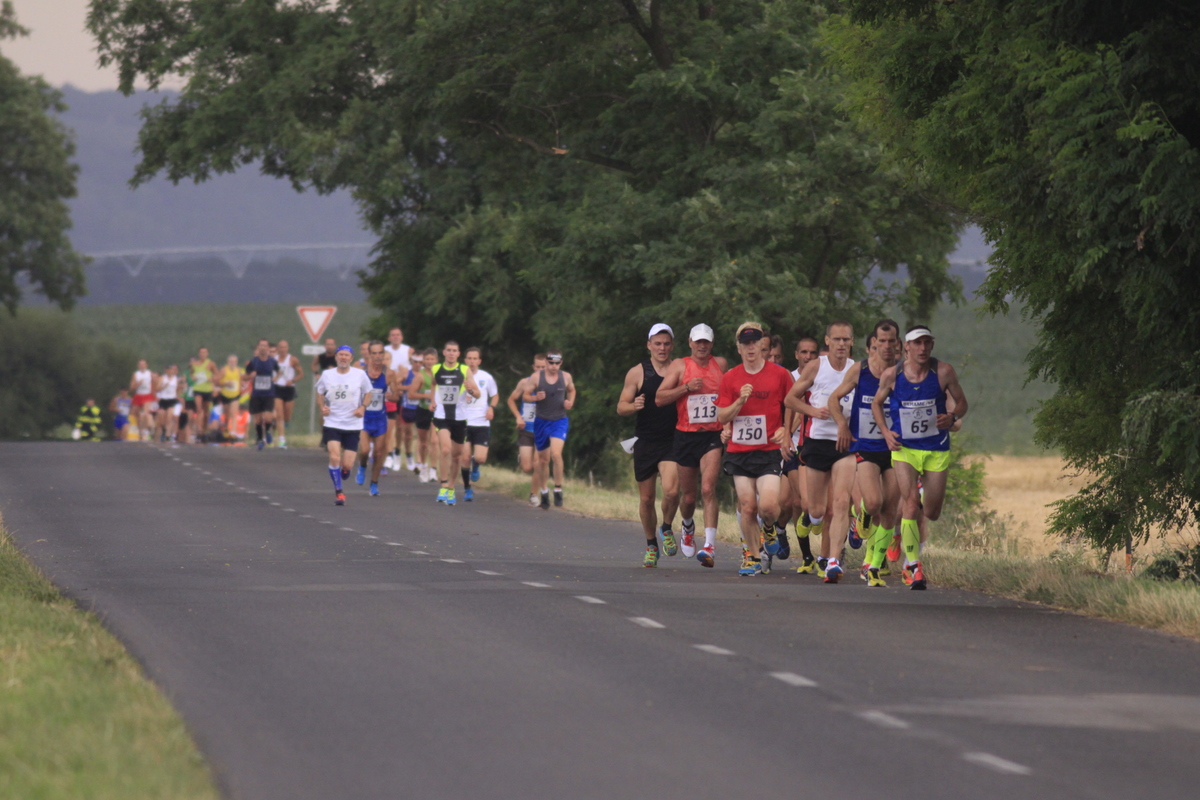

{"left": 867, "top": 567, "right": 886, "bottom": 588}
{"left": 406, "top": 456, "right": 416, "bottom": 471}
{"left": 824, "top": 562, "right": 843, "bottom": 584}
{"left": 385, "top": 454, "right": 396, "bottom": 471}
{"left": 334, "top": 491, "right": 346, "bottom": 506}
{"left": 902, "top": 563, "right": 915, "bottom": 586}
{"left": 847, "top": 515, "right": 862, "bottom": 549}
{"left": 369, "top": 482, "right": 380, "bottom": 496}
{"left": 445, "top": 489, "right": 457, "bottom": 506}
{"left": 886, "top": 534, "right": 902, "bottom": 563}
{"left": 910, "top": 562, "right": 927, "bottom": 590}
{"left": 759, "top": 548, "right": 772, "bottom": 574}
{"left": 356, "top": 465, "right": 366, "bottom": 485}
{"left": 697, "top": 544, "right": 715, "bottom": 568}
{"left": 470, "top": 461, "right": 480, "bottom": 482}
{"left": 464, "top": 487, "right": 474, "bottom": 502}
{"left": 539, "top": 491, "right": 550, "bottom": 510}
{"left": 816, "top": 559, "right": 827, "bottom": 579}
{"left": 680, "top": 530, "right": 697, "bottom": 559}
{"left": 776, "top": 527, "right": 790, "bottom": 560}
{"left": 860, "top": 562, "right": 871, "bottom": 582}
{"left": 879, "top": 563, "right": 891, "bottom": 577}
{"left": 256, "top": 438, "right": 265, "bottom": 451}
{"left": 796, "top": 556, "right": 817, "bottom": 574}
{"left": 278, "top": 436, "right": 287, "bottom": 449}
{"left": 660, "top": 527, "right": 678, "bottom": 557}
{"left": 437, "top": 487, "right": 448, "bottom": 504}
{"left": 762, "top": 523, "right": 779, "bottom": 556}
{"left": 739, "top": 556, "right": 763, "bottom": 577}
{"left": 644, "top": 546, "right": 659, "bottom": 568}
{"left": 266, "top": 429, "right": 273, "bottom": 445}
{"left": 553, "top": 489, "right": 563, "bottom": 508}
{"left": 528, "top": 493, "right": 539, "bottom": 507}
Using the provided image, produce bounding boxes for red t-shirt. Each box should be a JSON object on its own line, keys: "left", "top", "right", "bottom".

{"left": 717, "top": 362, "right": 794, "bottom": 452}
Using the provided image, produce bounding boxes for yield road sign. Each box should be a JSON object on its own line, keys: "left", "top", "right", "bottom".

{"left": 297, "top": 306, "right": 337, "bottom": 343}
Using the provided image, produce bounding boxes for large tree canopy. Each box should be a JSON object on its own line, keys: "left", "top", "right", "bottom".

{"left": 0, "top": 2, "right": 86, "bottom": 311}
{"left": 89, "top": 0, "right": 959, "bottom": 471}
{"left": 826, "top": 0, "right": 1200, "bottom": 551}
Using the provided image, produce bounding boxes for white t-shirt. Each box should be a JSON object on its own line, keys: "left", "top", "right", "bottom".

{"left": 133, "top": 369, "right": 153, "bottom": 395}
{"left": 385, "top": 344, "right": 412, "bottom": 374}
{"left": 460, "top": 369, "right": 497, "bottom": 427}
{"left": 315, "top": 367, "right": 374, "bottom": 431}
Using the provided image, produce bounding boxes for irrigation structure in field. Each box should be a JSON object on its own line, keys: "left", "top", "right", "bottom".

{"left": 85, "top": 243, "right": 376, "bottom": 280}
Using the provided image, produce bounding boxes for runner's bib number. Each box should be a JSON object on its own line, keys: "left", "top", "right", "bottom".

{"left": 194, "top": 370, "right": 208, "bottom": 383}
{"left": 686, "top": 393, "right": 718, "bottom": 425}
{"left": 522, "top": 402, "right": 536, "bottom": 423}
{"left": 857, "top": 407, "right": 884, "bottom": 440}
{"left": 731, "top": 414, "right": 767, "bottom": 445}
{"left": 367, "top": 390, "right": 384, "bottom": 411}
{"left": 437, "top": 384, "right": 460, "bottom": 405}
{"left": 898, "top": 399, "right": 937, "bottom": 439}
{"left": 254, "top": 376, "right": 273, "bottom": 392}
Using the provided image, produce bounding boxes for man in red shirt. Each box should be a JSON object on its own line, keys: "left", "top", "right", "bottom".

{"left": 717, "top": 322, "right": 795, "bottom": 576}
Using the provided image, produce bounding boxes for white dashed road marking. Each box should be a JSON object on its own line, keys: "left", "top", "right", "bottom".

{"left": 770, "top": 672, "right": 818, "bottom": 688}
{"left": 962, "top": 753, "right": 1031, "bottom": 776}
{"left": 361, "top": 535, "right": 378, "bottom": 540}
{"left": 410, "top": 550, "right": 430, "bottom": 555}
{"left": 629, "top": 617, "right": 665, "bottom": 629}
{"left": 385, "top": 542, "right": 404, "bottom": 547}
{"left": 440, "top": 559, "right": 464, "bottom": 564}
{"left": 574, "top": 596, "right": 606, "bottom": 604}
{"left": 476, "top": 570, "right": 502, "bottom": 576}
{"left": 521, "top": 582, "right": 550, "bottom": 588}
{"left": 858, "top": 710, "right": 910, "bottom": 730}
{"left": 693, "top": 644, "right": 735, "bottom": 656}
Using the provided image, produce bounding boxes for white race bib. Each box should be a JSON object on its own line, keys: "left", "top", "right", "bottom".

{"left": 898, "top": 399, "right": 937, "bottom": 440}
{"left": 686, "top": 393, "right": 718, "bottom": 425}
{"left": 437, "top": 384, "right": 460, "bottom": 405}
{"left": 522, "top": 402, "right": 536, "bottom": 423}
{"left": 367, "top": 390, "right": 385, "bottom": 411}
{"left": 254, "top": 375, "right": 273, "bottom": 391}
{"left": 328, "top": 383, "right": 350, "bottom": 402}
{"left": 857, "top": 406, "right": 884, "bottom": 440}
{"left": 194, "top": 370, "right": 208, "bottom": 383}
{"left": 731, "top": 414, "right": 767, "bottom": 445}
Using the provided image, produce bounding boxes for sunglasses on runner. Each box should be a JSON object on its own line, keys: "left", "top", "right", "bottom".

{"left": 546, "top": 356, "right": 563, "bottom": 364}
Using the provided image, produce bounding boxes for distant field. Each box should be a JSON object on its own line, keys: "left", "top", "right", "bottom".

{"left": 69, "top": 302, "right": 377, "bottom": 437}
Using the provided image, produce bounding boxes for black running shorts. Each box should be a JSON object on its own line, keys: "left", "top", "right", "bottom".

{"left": 633, "top": 436, "right": 675, "bottom": 483}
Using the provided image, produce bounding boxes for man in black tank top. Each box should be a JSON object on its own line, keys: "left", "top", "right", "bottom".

{"left": 617, "top": 324, "right": 681, "bottom": 567}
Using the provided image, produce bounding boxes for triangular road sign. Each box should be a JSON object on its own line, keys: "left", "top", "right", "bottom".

{"left": 297, "top": 306, "right": 337, "bottom": 342}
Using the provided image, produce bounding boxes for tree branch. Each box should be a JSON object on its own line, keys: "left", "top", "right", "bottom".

{"left": 615, "top": 0, "right": 673, "bottom": 69}
{"left": 463, "top": 119, "right": 635, "bottom": 173}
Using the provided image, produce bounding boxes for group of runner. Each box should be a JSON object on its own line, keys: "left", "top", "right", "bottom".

{"left": 618, "top": 319, "right": 968, "bottom": 589}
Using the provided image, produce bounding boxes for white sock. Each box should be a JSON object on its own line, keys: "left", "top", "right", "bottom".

{"left": 704, "top": 527, "right": 717, "bottom": 547}
{"left": 809, "top": 515, "right": 824, "bottom": 525}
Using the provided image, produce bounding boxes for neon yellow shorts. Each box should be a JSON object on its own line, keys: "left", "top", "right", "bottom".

{"left": 892, "top": 446, "right": 951, "bottom": 474}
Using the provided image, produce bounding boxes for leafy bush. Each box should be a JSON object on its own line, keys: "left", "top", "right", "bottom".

{"left": 1143, "top": 545, "right": 1200, "bottom": 584}
{"left": 934, "top": 436, "right": 1013, "bottom": 553}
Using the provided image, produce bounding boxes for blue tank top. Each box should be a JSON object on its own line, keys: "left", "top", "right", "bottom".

{"left": 849, "top": 360, "right": 890, "bottom": 453}
{"left": 364, "top": 369, "right": 389, "bottom": 421}
{"left": 889, "top": 358, "right": 948, "bottom": 451}
{"left": 400, "top": 369, "right": 418, "bottom": 410}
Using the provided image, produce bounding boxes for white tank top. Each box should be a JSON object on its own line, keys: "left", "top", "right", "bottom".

{"left": 133, "top": 369, "right": 153, "bottom": 395}
{"left": 807, "top": 355, "right": 853, "bottom": 441}
{"left": 157, "top": 375, "right": 178, "bottom": 400}
{"left": 275, "top": 356, "right": 296, "bottom": 386}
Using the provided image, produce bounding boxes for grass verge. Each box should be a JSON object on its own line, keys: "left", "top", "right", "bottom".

{"left": 0, "top": 521, "right": 218, "bottom": 800}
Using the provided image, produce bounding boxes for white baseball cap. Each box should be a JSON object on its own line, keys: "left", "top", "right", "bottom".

{"left": 648, "top": 323, "right": 674, "bottom": 339}
{"left": 689, "top": 323, "right": 714, "bottom": 342}
{"left": 905, "top": 326, "right": 934, "bottom": 342}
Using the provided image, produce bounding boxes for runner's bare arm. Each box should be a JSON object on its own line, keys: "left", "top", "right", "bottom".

{"left": 716, "top": 384, "right": 753, "bottom": 425}
{"left": 291, "top": 356, "right": 304, "bottom": 384}
{"left": 783, "top": 359, "right": 823, "bottom": 417}
{"left": 872, "top": 366, "right": 900, "bottom": 451}
{"left": 828, "top": 363, "right": 861, "bottom": 452}
{"left": 653, "top": 360, "right": 689, "bottom": 406}
{"left": 616, "top": 364, "right": 644, "bottom": 416}
{"left": 937, "top": 362, "right": 968, "bottom": 430}
{"left": 506, "top": 380, "right": 526, "bottom": 422}
{"left": 563, "top": 372, "right": 576, "bottom": 410}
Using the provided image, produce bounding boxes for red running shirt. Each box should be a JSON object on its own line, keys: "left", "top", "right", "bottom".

{"left": 717, "top": 362, "right": 794, "bottom": 452}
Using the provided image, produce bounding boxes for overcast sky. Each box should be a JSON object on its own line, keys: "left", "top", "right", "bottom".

{"left": 5, "top": 0, "right": 123, "bottom": 91}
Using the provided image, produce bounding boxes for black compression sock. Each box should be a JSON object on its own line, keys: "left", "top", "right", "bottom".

{"left": 647, "top": 538, "right": 658, "bottom": 548}
{"left": 255, "top": 423, "right": 263, "bottom": 441}
{"left": 798, "top": 536, "right": 813, "bottom": 560}
{"left": 461, "top": 467, "right": 471, "bottom": 488}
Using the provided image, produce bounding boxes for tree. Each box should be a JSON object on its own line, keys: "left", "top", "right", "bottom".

{"left": 0, "top": 2, "right": 86, "bottom": 311}
{"left": 825, "top": 1, "right": 1200, "bottom": 552}
{"left": 89, "top": 0, "right": 960, "bottom": 474}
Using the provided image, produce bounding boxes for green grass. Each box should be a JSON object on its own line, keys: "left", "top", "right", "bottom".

{"left": 0, "top": 523, "right": 217, "bottom": 799}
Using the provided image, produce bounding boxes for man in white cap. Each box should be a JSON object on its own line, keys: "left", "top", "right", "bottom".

{"left": 871, "top": 324, "right": 969, "bottom": 590}
{"left": 617, "top": 323, "right": 681, "bottom": 567}
{"left": 656, "top": 323, "right": 727, "bottom": 567}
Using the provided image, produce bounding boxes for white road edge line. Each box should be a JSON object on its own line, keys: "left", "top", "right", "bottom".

{"left": 769, "top": 671, "right": 818, "bottom": 688}
{"left": 629, "top": 617, "right": 665, "bottom": 629}
{"left": 476, "top": 570, "right": 502, "bottom": 576}
{"left": 693, "top": 644, "right": 735, "bottom": 656}
{"left": 574, "top": 596, "right": 606, "bottom": 604}
{"left": 962, "top": 752, "right": 1032, "bottom": 776}
{"left": 521, "top": 582, "right": 550, "bottom": 588}
{"left": 857, "top": 710, "right": 910, "bottom": 730}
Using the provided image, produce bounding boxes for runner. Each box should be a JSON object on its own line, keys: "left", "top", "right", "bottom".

{"left": 459, "top": 347, "right": 499, "bottom": 502}
{"left": 617, "top": 324, "right": 681, "bottom": 567}
{"left": 409, "top": 348, "right": 438, "bottom": 482}
{"left": 431, "top": 341, "right": 482, "bottom": 505}
{"left": 217, "top": 354, "right": 244, "bottom": 439}
{"left": 313, "top": 338, "right": 338, "bottom": 374}
{"left": 109, "top": 388, "right": 133, "bottom": 440}
{"left": 785, "top": 321, "right": 856, "bottom": 582}
{"left": 655, "top": 324, "right": 726, "bottom": 567}
{"left": 73, "top": 398, "right": 102, "bottom": 441}
{"left": 828, "top": 319, "right": 901, "bottom": 587}
{"left": 355, "top": 340, "right": 392, "bottom": 496}
{"left": 716, "top": 322, "right": 794, "bottom": 576}
{"left": 872, "top": 325, "right": 969, "bottom": 590}
{"left": 244, "top": 339, "right": 279, "bottom": 451}
{"left": 272, "top": 339, "right": 303, "bottom": 449}
{"left": 129, "top": 359, "right": 157, "bottom": 441}
{"left": 315, "top": 345, "right": 374, "bottom": 506}
{"left": 524, "top": 348, "right": 576, "bottom": 509}
{"left": 397, "top": 350, "right": 423, "bottom": 472}
{"left": 154, "top": 364, "right": 181, "bottom": 442}
{"left": 383, "top": 327, "right": 412, "bottom": 471}
{"left": 776, "top": 336, "right": 820, "bottom": 562}
{"left": 767, "top": 334, "right": 785, "bottom": 365}
{"left": 189, "top": 347, "right": 218, "bottom": 441}
{"left": 506, "top": 354, "right": 548, "bottom": 506}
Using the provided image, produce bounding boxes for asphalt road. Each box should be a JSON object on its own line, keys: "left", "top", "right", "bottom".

{"left": 2, "top": 442, "right": 1199, "bottom": 799}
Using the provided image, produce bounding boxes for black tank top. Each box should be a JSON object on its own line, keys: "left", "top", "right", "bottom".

{"left": 536, "top": 370, "right": 568, "bottom": 421}
{"left": 635, "top": 359, "right": 677, "bottom": 441}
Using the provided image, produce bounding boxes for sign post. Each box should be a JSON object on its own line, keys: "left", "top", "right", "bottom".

{"left": 297, "top": 306, "right": 337, "bottom": 435}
